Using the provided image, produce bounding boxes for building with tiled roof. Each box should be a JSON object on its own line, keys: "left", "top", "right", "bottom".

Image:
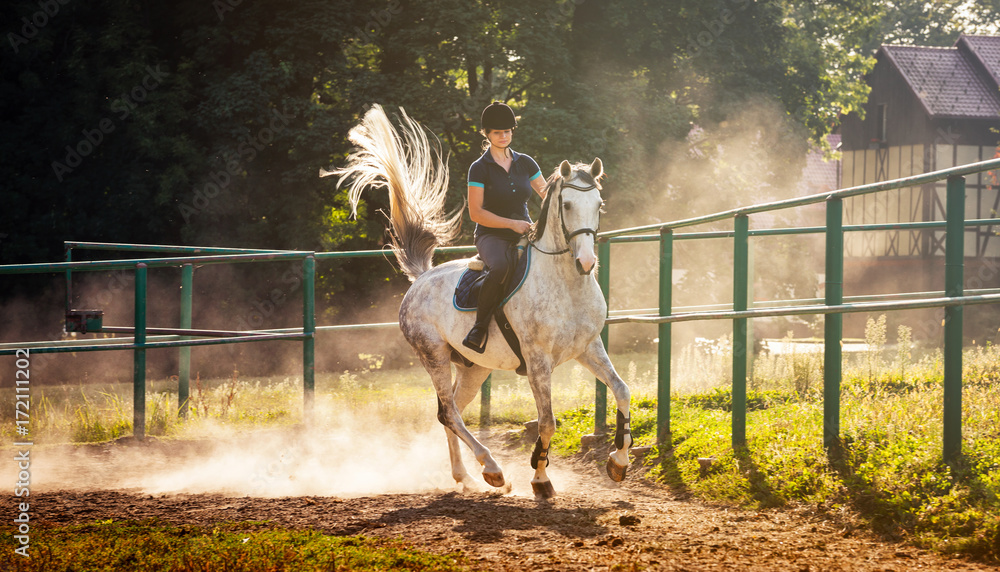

{"left": 837, "top": 34, "right": 999, "bottom": 337}
{"left": 839, "top": 34, "right": 1000, "bottom": 262}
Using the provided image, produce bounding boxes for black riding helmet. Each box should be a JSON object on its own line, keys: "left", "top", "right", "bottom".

{"left": 481, "top": 101, "right": 517, "bottom": 131}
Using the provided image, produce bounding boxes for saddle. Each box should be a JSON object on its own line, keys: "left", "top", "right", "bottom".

{"left": 452, "top": 245, "right": 531, "bottom": 375}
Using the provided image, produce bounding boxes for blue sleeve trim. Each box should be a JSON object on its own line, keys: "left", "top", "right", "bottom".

{"left": 529, "top": 171, "right": 543, "bottom": 181}
{"left": 468, "top": 181, "right": 485, "bottom": 188}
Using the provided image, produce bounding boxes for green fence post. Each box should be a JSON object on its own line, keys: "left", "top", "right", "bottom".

{"left": 178, "top": 263, "right": 193, "bottom": 418}
{"left": 65, "top": 245, "right": 73, "bottom": 315}
{"left": 480, "top": 374, "right": 491, "bottom": 427}
{"left": 133, "top": 263, "right": 147, "bottom": 440}
{"left": 746, "top": 239, "right": 755, "bottom": 377}
{"left": 595, "top": 237, "right": 610, "bottom": 434}
{"left": 303, "top": 255, "right": 316, "bottom": 421}
{"left": 657, "top": 228, "right": 673, "bottom": 445}
{"left": 824, "top": 198, "right": 844, "bottom": 450}
{"left": 732, "top": 215, "right": 749, "bottom": 448}
{"left": 944, "top": 176, "right": 965, "bottom": 463}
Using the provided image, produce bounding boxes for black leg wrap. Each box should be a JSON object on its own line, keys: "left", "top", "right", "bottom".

{"left": 614, "top": 410, "right": 631, "bottom": 450}
{"left": 530, "top": 436, "right": 549, "bottom": 469}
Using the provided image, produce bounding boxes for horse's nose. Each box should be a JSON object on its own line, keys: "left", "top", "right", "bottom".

{"left": 576, "top": 252, "right": 596, "bottom": 275}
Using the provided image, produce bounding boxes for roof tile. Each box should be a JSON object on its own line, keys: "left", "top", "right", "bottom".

{"left": 959, "top": 34, "right": 1000, "bottom": 89}
{"left": 882, "top": 42, "right": 1000, "bottom": 119}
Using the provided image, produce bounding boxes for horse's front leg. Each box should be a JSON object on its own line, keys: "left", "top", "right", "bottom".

{"left": 576, "top": 337, "right": 633, "bottom": 481}
{"left": 525, "top": 355, "right": 557, "bottom": 498}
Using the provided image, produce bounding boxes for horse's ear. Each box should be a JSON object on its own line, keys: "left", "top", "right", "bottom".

{"left": 590, "top": 158, "right": 603, "bottom": 180}
{"left": 559, "top": 160, "right": 572, "bottom": 179}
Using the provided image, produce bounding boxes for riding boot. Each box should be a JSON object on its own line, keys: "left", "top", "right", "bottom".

{"left": 462, "top": 275, "right": 504, "bottom": 353}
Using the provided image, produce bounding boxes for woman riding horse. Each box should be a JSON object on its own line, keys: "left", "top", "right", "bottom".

{"left": 325, "top": 104, "right": 632, "bottom": 497}
{"left": 463, "top": 101, "right": 548, "bottom": 353}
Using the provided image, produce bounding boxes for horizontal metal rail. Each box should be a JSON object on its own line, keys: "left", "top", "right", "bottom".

{"left": 99, "top": 326, "right": 269, "bottom": 337}
{"left": 66, "top": 240, "right": 477, "bottom": 260}
{"left": 0, "top": 251, "right": 312, "bottom": 274}
{"left": 606, "top": 293, "right": 1000, "bottom": 325}
{"left": 607, "top": 287, "right": 1000, "bottom": 317}
{"left": 0, "top": 322, "right": 404, "bottom": 354}
{"left": 66, "top": 241, "right": 295, "bottom": 255}
{"left": 605, "top": 218, "right": 1000, "bottom": 244}
{"left": 601, "top": 157, "right": 1000, "bottom": 238}
{"left": 314, "top": 245, "right": 476, "bottom": 260}
{"left": 0, "top": 332, "right": 309, "bottom": 355}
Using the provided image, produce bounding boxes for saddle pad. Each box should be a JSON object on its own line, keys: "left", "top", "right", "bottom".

{"left": 453, "top": 246, "right": 531, "bottom": 311}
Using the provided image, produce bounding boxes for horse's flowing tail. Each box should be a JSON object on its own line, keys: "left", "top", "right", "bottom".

{"left": 321, "top": 104, "right": 462, "bottom": 281}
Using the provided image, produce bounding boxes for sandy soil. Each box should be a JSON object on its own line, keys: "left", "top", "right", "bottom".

{"left": 8, "top": 433, "right": 997, "bottom": 571}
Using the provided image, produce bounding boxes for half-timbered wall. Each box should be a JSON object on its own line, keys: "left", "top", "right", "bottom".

{"left": 842, "top": 144, "right": 999, "bottom": 258}
{"left": 842, "top": 145, "right": 926, "bottom": 257}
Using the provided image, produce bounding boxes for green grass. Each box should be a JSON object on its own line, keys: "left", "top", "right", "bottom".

{"left": 0, "top": 520, "right": 469, "bottom": 571}
{"left": 2, "top": 319, "right": 998, "bottom": 561}
{"left": 0, "top": 359, "right": 612, "bottom": 444}
{"left": 547, "top": 339, "right": 1000, "bottom": 562}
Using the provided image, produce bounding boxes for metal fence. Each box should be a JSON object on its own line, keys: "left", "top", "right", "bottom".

{"left": 596, "top": 157, "right": 1000, "bottom": 462}
{"left": 3, "top": 157, "right": 1000, "bottom": 462}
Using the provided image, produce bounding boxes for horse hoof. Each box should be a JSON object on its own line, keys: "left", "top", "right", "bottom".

{"left": 606, "top": 457, "right": 628, "bottom": 482}
{"left": 531, "top": 480, "right": 556, "bottom": 498}
{"left": 483, "top": 471, "right": 505, "bottom": 488}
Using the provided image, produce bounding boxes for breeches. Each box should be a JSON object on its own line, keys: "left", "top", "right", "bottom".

{"left": 475, "top": 233, "right": 518, "bottom": 285}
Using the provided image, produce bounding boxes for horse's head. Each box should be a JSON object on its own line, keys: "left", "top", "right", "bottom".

{"left": 533, "top": 158, "right": 604, "bottom": 275}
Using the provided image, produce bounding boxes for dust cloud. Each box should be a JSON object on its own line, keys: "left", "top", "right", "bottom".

{"left": 0, "top": 256, "right": 416, "bottom": 390}
{"left": 6, "top": 404, "right": 589, "bottom": 499}
{"left": 602, "top": 99, "right": 826, "bottom": 350}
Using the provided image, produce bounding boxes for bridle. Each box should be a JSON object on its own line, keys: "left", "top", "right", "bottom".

{"left": 530, "top": 180, "right": 601, "bottom": 256}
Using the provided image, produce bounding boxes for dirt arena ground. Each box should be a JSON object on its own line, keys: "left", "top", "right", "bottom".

{"left": 9, "top": 434, "right": 998, "bottom": 571}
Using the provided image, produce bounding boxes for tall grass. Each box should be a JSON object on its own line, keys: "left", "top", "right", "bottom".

{"left": 549, "top": 317, "right": 1000, "bottom": 561}
{"left": 3, "top": 315, "right": 998, "bottom": 559}
{"left": 3, "top": 317, "right": 996, "bottom": 446}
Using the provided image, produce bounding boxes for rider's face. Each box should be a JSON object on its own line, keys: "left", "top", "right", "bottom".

{"left": 487, "top": 129, "right": 513, "bottom": 149}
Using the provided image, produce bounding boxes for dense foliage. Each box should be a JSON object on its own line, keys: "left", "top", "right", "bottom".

{"left": 2, "top": 0, "right": 998, "bottom": 315}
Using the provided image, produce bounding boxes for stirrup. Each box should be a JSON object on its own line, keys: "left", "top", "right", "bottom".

{"left": 462, "top": 325, "right": 488, "bottom": 353}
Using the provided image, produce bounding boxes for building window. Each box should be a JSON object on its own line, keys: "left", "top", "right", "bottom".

{"left": 875, "top": 103, "right": 887, "bottom": 142}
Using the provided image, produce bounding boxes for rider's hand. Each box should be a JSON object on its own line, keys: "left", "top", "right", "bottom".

{"left": 510, "top": 220, "right": 532, "bottom": 235}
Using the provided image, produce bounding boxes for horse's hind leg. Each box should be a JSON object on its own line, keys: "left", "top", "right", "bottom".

{"left": 418, "top": 347, "right": 505, "bottom": 487}
{"left": 444, "top": 363, "right": 494, "bottom": 490}
{"left": 576, "top": 337, "right": 633, "bottom": 482}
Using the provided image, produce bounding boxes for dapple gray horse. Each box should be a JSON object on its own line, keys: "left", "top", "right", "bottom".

{"left": 324, "top": 105, "right": 632, "bottom": 497}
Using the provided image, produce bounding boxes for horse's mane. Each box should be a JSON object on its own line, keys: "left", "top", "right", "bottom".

{"left": 528, "top": 164, "right": 601, "bottom": 243}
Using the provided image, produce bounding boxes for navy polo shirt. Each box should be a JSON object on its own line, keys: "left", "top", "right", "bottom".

{"left": 467, "top": 148, "right": 543, "bottom": 240}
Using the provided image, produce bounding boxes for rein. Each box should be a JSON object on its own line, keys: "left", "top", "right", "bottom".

{"left": 529, "top": 180, "right": 600, "bottom": 256}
